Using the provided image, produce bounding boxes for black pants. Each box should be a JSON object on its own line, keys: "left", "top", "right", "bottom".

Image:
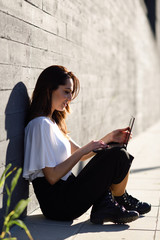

{"left": 32, "top": 147, "right": 133, "bottom": 221}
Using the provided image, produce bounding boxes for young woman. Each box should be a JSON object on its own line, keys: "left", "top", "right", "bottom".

{"left": 23, "top": 65, "right": 151, "bottom": 224}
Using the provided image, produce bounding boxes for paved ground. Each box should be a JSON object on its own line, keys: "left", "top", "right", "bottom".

{"left": 11, "top": 121, "right": 160, "bottom": 240}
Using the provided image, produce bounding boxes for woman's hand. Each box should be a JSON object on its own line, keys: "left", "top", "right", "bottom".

{"left": 108, "top": 127, "right": 131, "bottom": 144}
{"left": 43, "top": 140, "right": 107, "bottom": 184}
{"left": 81, "top": 140, "right": 107, "bottom": 155}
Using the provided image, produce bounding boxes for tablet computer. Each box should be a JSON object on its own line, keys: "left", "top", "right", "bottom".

{"left": 93, "top": 116, "right": 135, "bottom": 153}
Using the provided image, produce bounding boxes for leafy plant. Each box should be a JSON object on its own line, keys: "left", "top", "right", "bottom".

{"left": 0, "top": 164, "right": 33, "bottom": 240}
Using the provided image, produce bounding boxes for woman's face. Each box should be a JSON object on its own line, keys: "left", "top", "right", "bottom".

{"left": 51, "top": 78, "right": 73, "bottom": 113}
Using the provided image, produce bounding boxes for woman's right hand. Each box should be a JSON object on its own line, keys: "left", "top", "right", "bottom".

{"left": 80, "top": 140, "right": 107, "bottom": 155}
{"left": 43, "top": 140, "right": 107, "bottom": 184}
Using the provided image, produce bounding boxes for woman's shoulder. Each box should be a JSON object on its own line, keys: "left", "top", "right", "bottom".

{"left": 25, "top": 116, "right": 54, "bottom": 132}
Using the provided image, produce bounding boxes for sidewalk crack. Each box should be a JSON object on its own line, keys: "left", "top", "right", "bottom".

{"left": 153, "top": 197, "right": 160, "bottom": 240}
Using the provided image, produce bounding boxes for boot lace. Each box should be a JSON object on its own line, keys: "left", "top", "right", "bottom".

{"left": 104, "top": 190, "right": 126, "bottom": 212}
{"left": 123, "top": 192, "right": 139, "bottom": 207}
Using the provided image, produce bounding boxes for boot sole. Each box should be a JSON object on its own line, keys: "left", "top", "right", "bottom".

{"left": 126, "top": 205, "right": 151, "bottom": 215}
{"left": 138, "top": 207, "right": 151, "bottom": 215}
{"left": 90, "top": 214, "right": 139, "bottom": 224}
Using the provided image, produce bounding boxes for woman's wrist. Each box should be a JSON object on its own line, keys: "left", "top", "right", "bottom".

{"left": 101, "top": 133, "right": 113, "bottom": 144}
{"left": 108, "top": 132, "right": 114, "bottom": 143}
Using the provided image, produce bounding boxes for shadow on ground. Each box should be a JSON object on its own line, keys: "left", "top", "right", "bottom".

{"left": 11, "top": 214, "right": 130, "bottom": 240}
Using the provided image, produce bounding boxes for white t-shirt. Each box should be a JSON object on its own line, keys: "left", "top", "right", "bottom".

{"left": 23, "top": 117, "right": 72, "bottom": 181}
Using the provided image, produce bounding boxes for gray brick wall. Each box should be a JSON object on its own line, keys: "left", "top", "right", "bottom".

{"left": 0, "top": 0, "right": 160, "bottom": 222}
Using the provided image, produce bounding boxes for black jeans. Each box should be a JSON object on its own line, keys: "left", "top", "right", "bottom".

{"left": 32, "top": 147, "right": 133, "bottom": 220}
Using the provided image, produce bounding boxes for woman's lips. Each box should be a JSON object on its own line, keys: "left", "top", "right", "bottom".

{"left": 63, "top": 102, "right": 68, "bottom": 107}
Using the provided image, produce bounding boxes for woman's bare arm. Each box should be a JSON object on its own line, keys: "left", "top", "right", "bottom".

{"left": 69, "top": 127, "right": 130, "bottom": 161}
{"left": 43, "top": 140, "right": 106, "bottom": 185}
{"left": 69, "top": 139, "right": 97, "bottom": 161}
{"left": 43, "top": 148, "right": 84, "bottom": 185}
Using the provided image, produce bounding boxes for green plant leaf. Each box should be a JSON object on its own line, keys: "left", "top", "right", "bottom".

{"left": 10, "top": 199, "right": 30, "bottom": 220}
{"left": 0, "top": 164, "right": 12, "bottom": 188}
{"left": 5, "top": 184, "right": 10, "bottom": 197}
{"left": 4, "top": 211, "right": 14, "bottom": 227}
{"left": 0, "top": 229, "right": 16, "bottom": 239}
{"left": 10, "top": 168, "right": 22, "bottom": 194}
{"left": 1, "top": 238, "right": 17, "bottom": 240}
{"left": 5, "top": 184, "right": 11, "bottom": 212}
{"left": 5, "top": 167, "right": 17, "bottom": 180}
{"left": 0, "top": 166, "right": 31, "bottom": 240}
{"left": 7, "top": 220, "right": 33, "bottom": 240}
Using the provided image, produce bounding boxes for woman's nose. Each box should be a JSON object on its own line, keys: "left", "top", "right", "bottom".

{"left": 68, "top": 93, "right": 72, "bottom": 101}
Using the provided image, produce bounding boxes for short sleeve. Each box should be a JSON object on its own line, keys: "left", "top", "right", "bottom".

{"left": 23, "top": 118, "right": 58, "bottom": 180}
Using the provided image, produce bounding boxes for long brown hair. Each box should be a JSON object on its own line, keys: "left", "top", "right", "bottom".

{"left": 27, "top": 65, "right": 80, "bottom": 135}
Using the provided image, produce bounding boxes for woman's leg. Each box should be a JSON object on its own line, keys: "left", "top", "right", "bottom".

{"left": 111, "top": 172, "right": 129, "bottom": 196}
{"left": 33, "top": 147, "right": 135, "bottom": 222}
{"left": 54, "top": 147, "right": 134, "bottom": 220}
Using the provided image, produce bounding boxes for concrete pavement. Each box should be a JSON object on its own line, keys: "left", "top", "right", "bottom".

{"left": 11, "top": 121, "right": 160, "bottom": 240}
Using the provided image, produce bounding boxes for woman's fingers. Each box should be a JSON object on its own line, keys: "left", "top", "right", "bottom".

{"left": 119, "top": 126, "right": 130, "bottom": 132}
{"left": 92, "top": 140, "right": 107, "bottom": 151}
{"left": 111, "top": 127, "right": 132, "bottom": 144}
{"left": 93, "top": 140, "right": 106, "bottom": 149}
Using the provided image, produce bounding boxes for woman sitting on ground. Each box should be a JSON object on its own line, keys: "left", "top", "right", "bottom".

{"left": 23, "top": 65, "right": 151, "bottom": 224}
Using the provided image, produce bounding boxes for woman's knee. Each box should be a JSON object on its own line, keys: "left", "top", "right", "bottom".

{"left": 109, "top": 147, "right": 133, "bottom": 162}
{"left": 100, "top": 147, "right": 134, "bottom": 169}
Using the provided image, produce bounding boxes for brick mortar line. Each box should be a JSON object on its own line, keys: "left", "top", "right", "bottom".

{"left": 0, "top": 36, "right": 83, "bottom": 64}
{"left": 0, "top": 62, "right": 43, "bottom": 70}
{"left": 0, "top": 9, "right": 59, "bottom": 37}
{"left": 25, "top": 0, "right": 66, "bottom": 20}
{"left": 0, "top": 36, "right": 63, "bottom": 56}
{"left": 153, "top": 197, "right": 160, "bottom": 240}
{"left": 0, "top": 54, "right": 81, "bottom": 70}
{"left": 0, "top": 9, "right": 84, "bottom": 48}
{"left": 25, "top": 0, "right": 42, "bottom": 10}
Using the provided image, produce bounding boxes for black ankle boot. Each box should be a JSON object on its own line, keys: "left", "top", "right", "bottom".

{"left": 90, "top": 190, "right": 139, "bottom": 224}
{"left": 114, "top": 191, "right": 151, "bottom": 215}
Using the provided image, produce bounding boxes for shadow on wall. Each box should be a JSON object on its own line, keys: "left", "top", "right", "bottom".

{"left": 144, "top": 0, "right": 156, "bottom": 36}
{"left": 0, "top": 82, "right": 30, "bottom": 231}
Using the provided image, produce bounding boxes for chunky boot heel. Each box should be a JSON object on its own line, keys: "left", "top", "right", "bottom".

{"left": 91, "top": 217, "right": 104, "bottom": 224}
{"left": 90, "top": 190, "right": 139, "bottom": 225}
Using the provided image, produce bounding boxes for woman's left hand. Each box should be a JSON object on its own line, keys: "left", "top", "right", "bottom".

{"left": 108, "top": 127, "right": 131, "bottom": 144}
